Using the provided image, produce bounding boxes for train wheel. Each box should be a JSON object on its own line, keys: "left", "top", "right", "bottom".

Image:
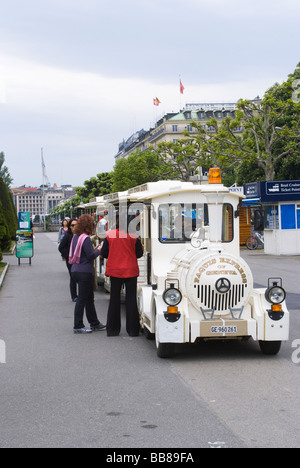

{"left": 259, "top": 340, "right": 282, "bottom": 355}
{"left": 156, "top": 342, "right": 175, "bottom": 359}
{"left": 143, "top": 326, "right": 155, "bottom": 340}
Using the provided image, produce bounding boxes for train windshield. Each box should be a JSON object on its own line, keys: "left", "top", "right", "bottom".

{"left": 159, "top": 203, "right": 233, "bottom": 243}
{"left": 159, "top": 203, "right": 209, "bottom": 243}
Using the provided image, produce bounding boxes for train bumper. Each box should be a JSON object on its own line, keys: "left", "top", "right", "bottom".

{"left": 190, "top": 318, "right": 257, "bottom": 343}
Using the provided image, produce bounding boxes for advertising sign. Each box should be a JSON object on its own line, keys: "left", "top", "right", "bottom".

{"left": 266, "top": 181, "right": 300, "bottom": 197}
{"left": 16, "top": 230, "right": 34, "bottom": 262}
{"left": 18, "top": 212, "right": 31, "bottom": 230}
{"left": 244, "top": 182, "right": 261, "bottom": 198}
{"left": 244, "top": 181, "right": 300, "bottom": 203}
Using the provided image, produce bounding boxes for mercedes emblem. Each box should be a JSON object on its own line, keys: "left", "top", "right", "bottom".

{"left": 215, "top": 278, "right": 231, "bottom": 294}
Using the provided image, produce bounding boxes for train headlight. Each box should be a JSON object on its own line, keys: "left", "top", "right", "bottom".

{"left": 265, "top": 286, "right": 286, "bottom": 305}
{"left": 163, "top": 288, "right": 182, "bottom": 306}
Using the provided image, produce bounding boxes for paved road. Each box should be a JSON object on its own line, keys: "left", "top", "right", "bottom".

{"left": 0, "top": 233, "right": 299, "bottom": 448}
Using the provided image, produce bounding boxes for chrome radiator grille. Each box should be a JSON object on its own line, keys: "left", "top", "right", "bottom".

{"left": 194, "top": 283, "right": 247, "bottom": 312}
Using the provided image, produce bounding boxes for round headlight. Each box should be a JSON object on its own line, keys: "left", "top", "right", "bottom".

{"left": 163, "top": 288, "right": 182, "bottom": 306}
{"left": 265, "top": 286, "right": 286, "bottom": 304}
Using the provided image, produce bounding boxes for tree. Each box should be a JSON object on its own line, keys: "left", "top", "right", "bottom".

{"left": 0, "top": 200, "right": 11, "bottom": 254}
{"left": 238, "top": 96, "right": 300, "bottom": 180}
{"left": 155, "top": 139, "right": 205, "bottom": 182}
{"left": 0, "top": 177, "right": 17, "bottom": 239}
{"left": 112, "top": 149, "right": 171, "bottom": 192}
{"left": 189, "top": 63, "right": 300, "bottom": 182}
{"left": 75, "top": 172, "right": 114, "bottom": 203}
{"left": 0, "top": 152, "right": 13, "bottom": 187}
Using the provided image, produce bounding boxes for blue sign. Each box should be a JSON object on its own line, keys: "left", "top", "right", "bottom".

{"left": 244, "top": 180, "right": 300, "bottom": 203}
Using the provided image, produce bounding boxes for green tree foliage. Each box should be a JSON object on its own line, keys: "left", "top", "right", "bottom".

{"left": 50, "top": 172, "right": 114, "bottom": 219}
{"left": 0, "top": 199, "right": 11, "bottom": 254}
{"left": 186, "top": 63, "right": 300, "bottom": 183}
{"left": 0, "top": 154, "right": 16, "bottom": 255}
{"left": 112, "top": 149, "right": 171, "bottom": 192}
{"left": 0, "top": 177, "right": 17, "bottom": 239}
{"left": 75, "top": 172, "right": 114, "bottom": 203}
{"left": 155, "top": 139, "right": 204, "bottom": 182}
{"left": 0, "top": 152, "right": 13, "bottom": 187}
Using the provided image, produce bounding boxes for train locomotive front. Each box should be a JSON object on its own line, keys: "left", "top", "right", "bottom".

{"left": 138, "top": 175, "right": 289, "bottom": 358}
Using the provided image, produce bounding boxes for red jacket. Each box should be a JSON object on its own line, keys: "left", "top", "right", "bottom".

{"left": 103, "top": 229, "right": 143, "bottom": 278}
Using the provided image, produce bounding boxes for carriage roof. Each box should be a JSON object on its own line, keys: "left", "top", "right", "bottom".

{"left": 102, "top": 180, "right": 244, "bottom": 203}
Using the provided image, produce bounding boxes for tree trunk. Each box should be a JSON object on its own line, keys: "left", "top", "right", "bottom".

{"left": 264, "top": 165, "right": 276, "bottom": 181}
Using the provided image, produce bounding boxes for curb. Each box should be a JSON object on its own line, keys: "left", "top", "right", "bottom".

{"left": 0, "top": 263, "right": 9, "bottom": 288}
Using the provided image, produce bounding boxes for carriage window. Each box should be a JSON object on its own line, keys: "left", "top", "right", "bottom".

{"left": 222, "top": 204, "right": 233, "bottom": 242}
{"left": 159, "top": 203, "right": 208, "bottom": 243}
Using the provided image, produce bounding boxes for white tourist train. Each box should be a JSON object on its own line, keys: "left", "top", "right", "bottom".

{"left": 85, "top": 169, "right": 289, "bottom": 358}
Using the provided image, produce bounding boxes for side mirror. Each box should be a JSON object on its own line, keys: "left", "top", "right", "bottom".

{"left": 254, "top": 209, "right": 265, "bottom": 231}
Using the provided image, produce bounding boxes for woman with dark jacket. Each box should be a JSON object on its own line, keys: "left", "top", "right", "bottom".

{"left": 58, "top": 218, "right": 78, "bottom": 302}
{"left": 70, "top": 214, "right": 106, "bottom": 334}
{"left": 101, "top": 225, "right": 143, "bottom": 337}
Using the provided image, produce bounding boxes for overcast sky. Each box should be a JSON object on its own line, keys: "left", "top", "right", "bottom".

{"left": 0, "top": 0, "right": 299, "bottom": 188}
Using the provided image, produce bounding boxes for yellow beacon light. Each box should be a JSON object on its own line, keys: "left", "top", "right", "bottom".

{"left": 209, "top": 168, "right": 222, "bottom": 184}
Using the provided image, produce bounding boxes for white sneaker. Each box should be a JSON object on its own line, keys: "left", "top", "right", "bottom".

{"left": 73, "top": 327, "right": 92, "bottom": 334}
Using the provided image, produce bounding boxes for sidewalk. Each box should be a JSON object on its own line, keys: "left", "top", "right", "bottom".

{"left": 0, "top": 232, "right": 111, "bottom": 447}
{"left": 1, "top": 232, "right": 299, "bottom": 448}
{"left": 0, "top": 263, "right": 9, "bottom": 289}
{"left": 0, "top": 231, "right": 108, "bottom": 333}
{"left": 2, "top": 232, "right": 229, "bottom": 449}
{"left": 241, "top": 248, "right": 300, "bottom": 299}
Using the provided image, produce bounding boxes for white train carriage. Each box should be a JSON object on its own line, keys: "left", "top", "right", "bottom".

{"left": 95, "top": 169, "right": 289, "bottom": 358}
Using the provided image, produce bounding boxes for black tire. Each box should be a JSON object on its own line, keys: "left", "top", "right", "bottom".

{"left": 246, "top": 236, "right": 258, "bottom": 250}
{"left": 157, "top": 342, "right": 175, "bottom": 359}
{"left": 143, "top": 327, "right": 155, "bottom": 340}
{"left": 259, "top": 340, "right": 282, "bottom": 355}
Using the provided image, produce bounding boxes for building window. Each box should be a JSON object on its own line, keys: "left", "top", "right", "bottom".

{"left": 172, "top": 125, "right": 178, "bottom": 132}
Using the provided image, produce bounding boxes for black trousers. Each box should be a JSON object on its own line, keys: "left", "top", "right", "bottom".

{"left": 66, "top": 261, "right": 77, "bottom": 300}
{"left": 107, "top": 277, "right": 140, "bottom": 336}
{"left": 72, "top": 272, "right": 100, "bottom": 330}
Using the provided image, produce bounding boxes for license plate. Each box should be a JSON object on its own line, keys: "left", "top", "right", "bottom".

{"left": 210, "top": 325, "right": 238, "bottom": 334}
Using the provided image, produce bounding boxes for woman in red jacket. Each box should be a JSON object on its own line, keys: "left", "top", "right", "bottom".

{"left": 101, "top": 224, "right": 143, "bottom": 337}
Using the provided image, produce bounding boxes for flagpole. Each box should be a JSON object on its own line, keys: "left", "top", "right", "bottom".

{"left": 41, "top": 147, "right": 46, "bottom": 231}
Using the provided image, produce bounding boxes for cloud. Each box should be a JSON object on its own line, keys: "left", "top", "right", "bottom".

{"left": 0, "top": 0, "right": 299, "bottom": 187}
{"left": 0, "top": 52, "right": 292, "bottom": 187}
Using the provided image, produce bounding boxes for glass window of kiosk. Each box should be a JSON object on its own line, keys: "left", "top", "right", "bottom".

{"left": 264, "top": 205, "right": 279, "bottom": 230}
{"left": 281, "top": 204, "right": 300, "bottom": 230}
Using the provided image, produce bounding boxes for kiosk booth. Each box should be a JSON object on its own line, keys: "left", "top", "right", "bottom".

{"left": 244, "top": 180, "right": 300, "bottom": 255}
